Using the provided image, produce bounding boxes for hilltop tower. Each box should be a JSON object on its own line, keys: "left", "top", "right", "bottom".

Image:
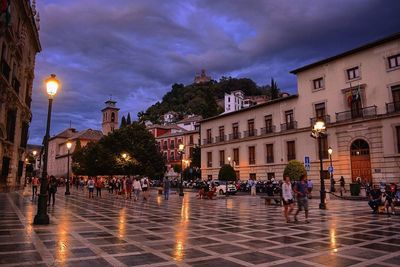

{"left": 101, "top": 99, "right": 119, "bottom": 135}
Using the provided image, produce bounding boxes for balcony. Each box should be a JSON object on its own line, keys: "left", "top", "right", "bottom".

{"left": 11, "top": 77, "right": 20, "bottom": 94}
{"left": 170, "top": 144, "right": 175, "bottom": 149}
{"left": 203, "top": 138, "right": 213, "bottom": 145}
{"left": 215, "top": 135, "right": 226, "bottom": 143}
{"left": 260, "top": 126, "right": 276, "bottom": 135}
{"left": 228, "top": 132, "right": 242, "bottom": 140}
{"left": 386, "top": 101, "right": 400, "bottom": 114}
{"left": 1, "top": 59, "right": 10, "bottom": 81}
{"left": 336, "top": 106, "right": 377, "bottom": 122}
{"left": 281, "top": 121, "right": 297, "bottom": 131}
{"left": 310, "top": 115, "right": 331, "bottom": 126}
{"left": 243, "top": 129, "right": 257, "bottom": 138}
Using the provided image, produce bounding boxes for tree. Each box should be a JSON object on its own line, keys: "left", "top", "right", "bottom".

{"left": 283, "top": 160, "right": 307, "bottom": 181}
{"left": 218, "top": 164, "right": 237, "bottom": 195}
{"left": 269, "top": 78, "right": 280, "bottom": 100}
{"left": 120, "top": 116, "right": 127, "bottom": 128}
{"left": 126, "top": 113, "right": 132, "bottom": 125}
{"left": 191, "top": 146, "right": 201, "bottom": 168}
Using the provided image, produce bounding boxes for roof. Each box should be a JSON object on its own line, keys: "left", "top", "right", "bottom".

{"left": 69, "top": 129, "right": 103, "bottom": 141}
{"left": 177, "top": 115, "right": 202, "bottom": 124}
{"left": 147, "top": 124, "right": 184, "bottom": 130}
{"left": 290, "top": 32, "right": 400, "bottom": 74}
{"left": 156, "top": 129, "right": 198, "bottom": 139}
{"left": 200, "top": 95, "right": 298, "bottom": 123}
{"left": 50, "top": 128, "right": 77, "bottom": 140}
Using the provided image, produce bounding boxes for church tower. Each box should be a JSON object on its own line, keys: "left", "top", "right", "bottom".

{"left": 101, "top": 99, "right": 120, "bottom": 135}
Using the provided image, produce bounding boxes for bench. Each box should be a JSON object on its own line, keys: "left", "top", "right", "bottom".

{"left": 261, "top": 196, "right": 282, "bottom": 206}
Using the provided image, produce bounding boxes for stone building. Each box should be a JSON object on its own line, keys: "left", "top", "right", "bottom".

{"left": 0, "top": 0, "right": 41, "bottom": 191}
{"left": 200, "top": 33, "right": 400, "bottom": 186}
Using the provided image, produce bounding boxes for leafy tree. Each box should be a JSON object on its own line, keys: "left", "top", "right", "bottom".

{"left": 120, "top": 116, "right": 127, "bottom": 128}
{"left": 74, "top": 139, "right": 81, "bottom": 152}
{"left": 218, "top": 164, "right": 237, "bottom": 181}
{"left": 191, "top": 146, "right": 201, "bottom": 168}
{"left": 283, "top": 160, "right": 307, "bottom": 181}
{"left": 126, "top": 113, "right": 132, "bottom": 125}
{"left": 269, "top": 78, "right": 280, "bottom": 100}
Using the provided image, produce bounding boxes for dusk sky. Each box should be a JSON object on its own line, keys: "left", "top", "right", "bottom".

{"left": 29, "top": 0, "right": 400, "bottom": 144}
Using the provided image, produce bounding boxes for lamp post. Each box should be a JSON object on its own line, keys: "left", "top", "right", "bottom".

{"left": 34, "top": 74, "right": 59, "bottom": 225}
{"left": 312, "top": 120, "right": 326, "bottom": 210}
{"left": 178, "top": 144, "right": 185, "bottom": 197}
{"left": 65, "top": 141, "right": 72, "bottom": 195}
{"left": 328, "top": 147, "right": 334, "bottom": 193}
{"left": 227, "top": 156, "right": 231, "bottom": 166}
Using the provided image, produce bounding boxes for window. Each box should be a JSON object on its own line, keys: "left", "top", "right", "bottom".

{"left": 315, "top": 103, "right": 326, "bottom": 119}
{"left": 6, "top": 109, "right": 17, "bottom": 143}
{"left": 266, "top": 144, "right": 274, "bottom": 163}
{"left": 248, "top": 119, "right": 255, "bottom": 137}
{"left": 250, "top": 173, "right": 256, "bottom": 180}
{"left": 219, "top": 150, "right": 225, "bottom": 166}
{"left": 20, "top": 122, "right": 29, "bottom": 148}
{"left": 189, "top": 135, "right": 194, "bottom": 145}
{"left": 388, "top": 54, "right": 400, "bottom": 69}
{"left": 346, "top": 66, "right": 360, "bottom": 80}
{"left": 267, "top": 172, "right": 275, "bottom": 180}
{"left": 170, "top": 152, "right": 175, "bottom": 161}
{"left": 111, "top": 112, "right": 115, "bottom": 122}
{"left": 319, "top": 135, "right": 329, "bottom": 159}
{"left": 232, "top": 123, "right": 239, "bottom": 139}
{"left": 392, "top": 86, "right": 400, "bottom": 112}
{"left": 265, "top": 115, "right": 273, "bottom": 133}
{"left": 285, "top": 110, "right": 294, "bottom": 129}
{"left": 287, "top": 141, "right": 296, "bottom": 161}
{"left": 233, "top": 148, "right": 239, "bottom": 165}
{"left": 219, "top": 126, "right": 225, "bottom": 141}
{"left": 163, "top": 141, "right": 168, "bottom": 149}
{"left": 249, "top": 146, "right": 255, "bottom": 165}
{"left": 170, "top": 140, "right": 175, "bottom": 149}
{"left": 189, "top": 147, "right": 193, "bottom": 159}
{"left": 207, "top": 129, "right": 212, "bottom": 143}
{"left": 207, "top": 152, "right": 212, "bottom": 167}
{"left": 313, "top": 77, "right": 324, "bottom": 90}
{"left": 396, "top": 126, "right": 400, "bottom": 153}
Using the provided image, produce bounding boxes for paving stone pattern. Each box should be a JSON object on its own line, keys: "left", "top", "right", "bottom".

{"left": 0, "top": 188, "right": 399, "bottom": 266}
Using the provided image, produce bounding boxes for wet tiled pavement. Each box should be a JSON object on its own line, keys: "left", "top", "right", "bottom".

{"left": 0, "top": 188, "right": 399, "bottom": 266}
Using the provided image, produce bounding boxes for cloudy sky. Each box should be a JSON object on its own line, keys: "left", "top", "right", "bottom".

{"left": 29, "top": 0, "right": 400, "bottom": 144}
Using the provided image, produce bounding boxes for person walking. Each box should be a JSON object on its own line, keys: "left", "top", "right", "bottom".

{"left": 293, "top": 175, "right": 310, "bottom": 223}
{"left": 133, "top": 177, "right": 142, "bottom": 201}
{"left": 163, "top": 177, "right": 171, "bottom": 200}
{"left": 385, "top": 183, "right": 397, "bottom": 217}
{"left": 87, "top": 177, "right": 95, "bottom": 199}
{"left": 79, "top": 177, "right": 85, "bottom": 191}
{"left": 31, "top": 176, "right": 39, "bottom": 199}
{"left": 47, "top": 176, "right": 58, "bottom": 206}
{"left": 125, "top": 176, "right": 133, "bottom": 200}
{"left": 142, "top": 176, "right": 149, "bottom": 200}
{"left": 307, "top": 179, "right": 313, "bottom": 199}
{"left": 249, "top": 178, "right": 256, "bottom": 196}
{"left": 95, "top": 177, "right": 103, "bottom": 198}
{"left": 282, "top": 175, "right": 295, "bottom": 223}
{"left": 339, "top": 176, "right": 346, "bottom": 196}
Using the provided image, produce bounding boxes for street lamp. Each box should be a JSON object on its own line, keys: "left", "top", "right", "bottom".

{"left": 65, "top": 141, "right": 72, "bottom": 195}
{"left": 328, "top": 147, "right": 334, "bottom": 193}
{"left": 34, "top": 74, "right": 59, "bottom": 225}
{"left": 122, "top": 153, "right": 127, "bottom": 159}
{"left": 33, "top": 150, "right": 37, "bottom": 156}
{"left": 178, "top": 143, "right": 185, "bottom": 197}
{"left": 312, "top": 119, "right": 327, "bottom": 210}
{"left": 227, "top": 156, "right": 231, "bottom": 166}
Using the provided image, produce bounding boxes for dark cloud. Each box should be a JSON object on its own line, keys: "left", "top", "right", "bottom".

{"left": 29, "top": 0, "right": 400, "bottom": 144}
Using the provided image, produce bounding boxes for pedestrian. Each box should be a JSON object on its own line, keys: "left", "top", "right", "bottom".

{"left": 142, "top": 176, "right": 149, "bottom": 200}
{"left": 307, "top": 179, "right": 313, "bottom": 199}
{"left": 133, "top": 177, "right": 142, "bottom": 201}
{"left": 95, "top": 177, "right": 103, "bottom": 198}
{"left": 368, "top": 185, "right": 382, "bottom": 213}
{"left": 163, "top": 177, "right": 171, "bottom": 200}
{"left": 125, "top": 176, "right": 133, "bottom": 199}
{"left": 339, "top": 176, "right": 346, "bottom": 196}
{"left": 47, "top": 176, "right": 58, "bottom": 206}
{"left": 282, "top": 175, "right": 295, "bottom": 223}
{"left": 293, "top": 175, "right": 310, "bottom": 223}
{"left": 31, "top": 176, "right": 39, "bottom": 199}
{"left": 108, "top": 177, "right": 114, "bottom": 194}
{"left": 87, "top": 177, "right": 95, "bottom": 199}
{"left": 79, "top": 177, "right": 85, "bottom": 191}
{"left": 385, "top": 183, "right": 396, "bottom": 217}
{"left": 250, "top": 178, "right": 256, "bottom": 196}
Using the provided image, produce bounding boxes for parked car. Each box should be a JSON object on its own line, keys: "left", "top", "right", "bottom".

{"left": 212, "top": 180, "right": 237, "bottom": 195}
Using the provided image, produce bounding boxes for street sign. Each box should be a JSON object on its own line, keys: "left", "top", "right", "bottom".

{"left": 328, "top": 166, "right": 334, "bottom": 173}
{"left": 304, "top": 156, "right": 310, "bottom": 171}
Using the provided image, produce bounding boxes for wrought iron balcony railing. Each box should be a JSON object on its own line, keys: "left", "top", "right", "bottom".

{"left": 335, "top": 105, "right": 377, "bottom": 122}
{"left": 310, "top": 115, "right": 331, "bottom": 126}
{"left": 203, "top": 138, "right": 214, "bottom": 145}
{"left": 386, "top": 101, "right": 400, "bottom": 114}
{"left": 215, "top": 135, "right": 226, "bottom": 143}
{"left": 228, "top": 132, "right": 241, "bottom": 140}
{"left": 243, "top": 129, "right": 257, "bottom": 138}
{"left": 260, "top": 126, "right": 276, "bottom": 135}
{"left": 281, "top": 121, "right": 297, "bottom": 131}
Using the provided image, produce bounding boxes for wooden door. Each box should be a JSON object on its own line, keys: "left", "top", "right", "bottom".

{"left": 350, "top": 139, "right": 372, "bottom": 183}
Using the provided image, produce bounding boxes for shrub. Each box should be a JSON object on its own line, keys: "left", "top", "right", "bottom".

{"left": 283, "top": 160, "right": 307, "bottom": 181}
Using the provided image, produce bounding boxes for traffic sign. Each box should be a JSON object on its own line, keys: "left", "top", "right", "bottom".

{"left": 328, "top": 166, "right": 334, "bottom": 173}
{"left": 304, "top": 156, "right": 310, "bottom": 172}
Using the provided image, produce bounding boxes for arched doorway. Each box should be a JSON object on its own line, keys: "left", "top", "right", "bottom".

{"left": 350, "top": 139, "right": 372, "bottom": 183}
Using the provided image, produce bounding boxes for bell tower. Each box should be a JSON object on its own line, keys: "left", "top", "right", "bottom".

{"left": 101, "top": 99, "right": 119, "bottom": 135}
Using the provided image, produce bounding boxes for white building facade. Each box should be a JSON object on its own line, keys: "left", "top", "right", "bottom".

{"left": 200, "top": 33, "right": 400, "bottom": 186}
